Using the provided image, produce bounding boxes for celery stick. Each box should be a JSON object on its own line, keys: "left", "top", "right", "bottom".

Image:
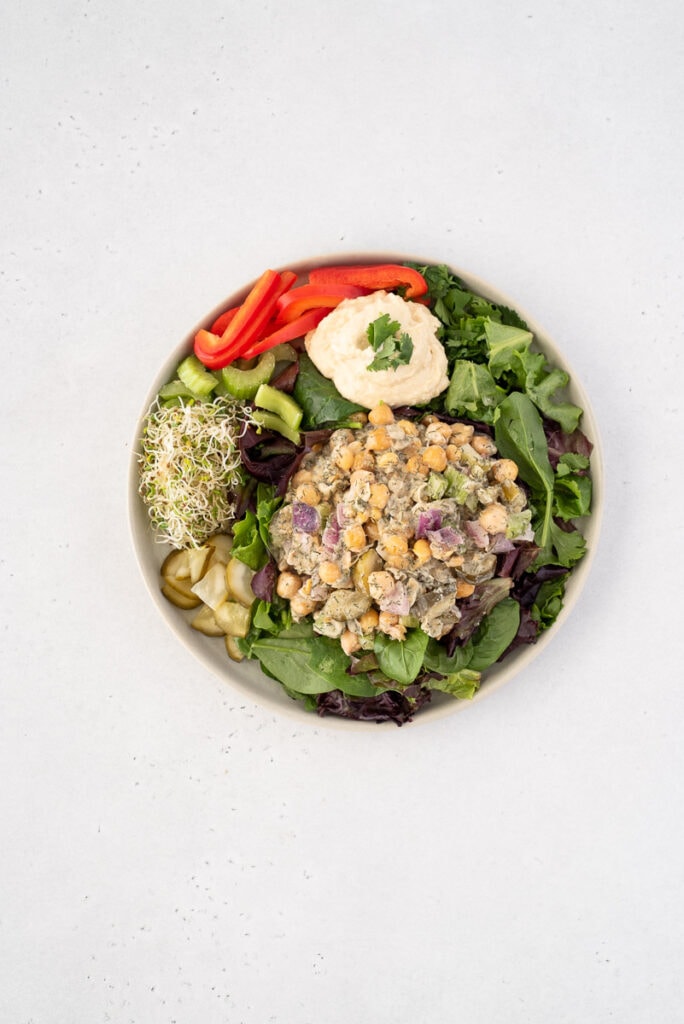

{"left": 221, "top": 350, "right": 276, "bottom": 400}
{"left": 252, "top": 409, "right": 301, "bottom": 445}
{"left": 254, "top": 383, "right": 303, "bottom": 431}
{"left": 177, "top": 355, "right": 218, "bottom": 397}
{"left": 158, "top": 379, "right": 196, "bottom": 400}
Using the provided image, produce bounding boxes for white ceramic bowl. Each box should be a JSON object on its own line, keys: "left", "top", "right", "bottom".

{"left": 128, "top": 253, "right": 603, "bottom": 727}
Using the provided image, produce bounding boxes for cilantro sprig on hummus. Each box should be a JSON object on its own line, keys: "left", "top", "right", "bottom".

{"left": 365, "top": 313, "right": 414, "bottom": 372}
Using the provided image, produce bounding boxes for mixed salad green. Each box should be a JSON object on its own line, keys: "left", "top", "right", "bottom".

{"left": 138, "top": 261, "right": 593, "bottom": 724}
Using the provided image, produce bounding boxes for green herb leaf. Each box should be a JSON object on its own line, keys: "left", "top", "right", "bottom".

{"left": 366, "top": 314, "right": 414, "bottom": 373}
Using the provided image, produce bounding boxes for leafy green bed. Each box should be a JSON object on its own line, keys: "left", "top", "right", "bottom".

{"left": 230, "top": 264, "right": 593, "bottom": 723}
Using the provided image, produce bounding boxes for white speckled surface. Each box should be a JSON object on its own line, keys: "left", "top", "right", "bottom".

{"left": 2, "top": 2, "right": 683, "bottom": 1022}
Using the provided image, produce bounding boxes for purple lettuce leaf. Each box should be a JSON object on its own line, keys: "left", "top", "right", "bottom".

{"left": 315, "top": 685, "right": 432, "bottom": 725}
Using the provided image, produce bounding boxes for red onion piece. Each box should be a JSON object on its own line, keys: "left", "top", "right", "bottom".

{"left": 416, "top": 509, "right": 442, "bottom": 539}
{"left": 465, "top": 519, "right": 489, "bottom": 549}
{"left": 489, "top": 532, "right": 515, "bottom": 553}
{"left": 292, "top": 501, "right": 320, "bottom": 534}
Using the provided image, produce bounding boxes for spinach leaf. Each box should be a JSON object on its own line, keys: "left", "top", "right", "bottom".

{"left": 366, "top": 314, "right": 414, "bottom": 372}
{"left": 445, "top": 360, "right": 505, "bottom": 423}
{"left": 494, "top": 392, "right": 555, "bottom": 547}
{"left": 250, "top": 624, "right": 379, "bottom": 697}
{"left": 467, "top": 598, "right": 521, "bottom": 671}
{"left": 293, "top": 353, "right": 365, "bottom": 428}
{"left": 373, "top": 628, "right": 430, "bottom": 686}
{"left": 422, "top": 637, "right": 473, "bottom": 675}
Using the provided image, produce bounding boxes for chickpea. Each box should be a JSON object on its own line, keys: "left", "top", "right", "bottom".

{"left": 405, "top": 455, "right": 420, "bottom": 474}
{"left": 365, "top": 520, "right": 380, "bottom": 541}
{"left": 450, "top": 423, "right": 474, "bottom": 444}
{"left": 344, "top": 525, "right": 367, "bottom": 551}
{"left": 353, "top": 412, "right": 368, "bottom": 426}
{"left": 366, "top": 427, "right": 392, "bottom": 451}
{"left": 378, "top": 611, "right": 406, "bottom": 640}
{"left": 350, "top": 469, "right": 374, "bottom": 488}
{"left": 369, "top": 483, "right": 390, "bottom": 509}
{"left": 425, "top": 422, "right": 452, "bottom": 445}
{"left": 413, "top": 538, "right": 432, "bottom": 564}
{"left": 478, "top": 502, "right": 508, "bottom": 535}
{"left": 381, "top": 534, "right": 409, "bottom": 557}
{"left": 319, "top": 560, "right": 341, "bottom": 585}
{"left": 455, "top": 580, "right": 475, "bottom": 599}
{"left": 376, "top": 451, "right": 399, "bottom": 470}
{"left": 397, "top": 419, "right": 419, "bottom": 436}
{"left": 340, "top": 629, "right": 361, "bottom": 656}
{"left": 352, "top": 451, "right": 375, "bottom": 473}
{"left": 358, "top": 608, "right": 380, "bottom": 632}
{"left": 290, "top": 593, "right": 317, "bottom": 618}
{"left": 276, "top": 571, "right": 302, "bottom": 600}
{"left": 421, "top": 445, "right": 448, "bottom": 472}
{"left": 471, "top": 434, "right": 498, "bottom": 457}
{"left": 445, "top": 444, "right": 461, "bottom": 462}
{"left": 368, "top": 403, "right": 395, "bottom": 426}
{"left": 335, "top": 448, "right": 354, "bottom": 472}
{"left": 490, "top": 458, "right": 519, "bottom": 483}
{"left": 291, "top": 469, "right": 313, "bottom": 487}
{"left": 378, "top": 611, "right": 399, "bottom": 631}
{"left": 348, "top": 440, "right": 363, "bottom": 455}
{"left": 295, "top": 483, "right": 321, "bottom": 506}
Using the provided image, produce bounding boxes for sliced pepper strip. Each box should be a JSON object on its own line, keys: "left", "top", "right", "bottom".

{"left": 238, "top": 307, "right": 329, "bottom": 361}
{"left": 194, "top": 270, "right": 297, "bottom": 369}
{"left": 307, "top": 263, "right": 428, "bottom": 299}
{"left": 210, "top": 305, "right": 239, "bottom": 335}
{"left": 274, "top": 283, "right": 369, "bottom": 324}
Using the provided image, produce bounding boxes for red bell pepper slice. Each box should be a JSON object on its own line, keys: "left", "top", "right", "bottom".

{"left": 194, "top": 270, "right": 297, "bottom": 369}
{"left": 307, "top": 263, "right": 428, "bottom": 299}
{"left": 239, "top": 308, "right": 330, "bottom": 361}
{"left": 210, "top": 305, "right": 239, "bottom": 335}
{"left": 274, "top": 283, "right": 369, "bottom": 325}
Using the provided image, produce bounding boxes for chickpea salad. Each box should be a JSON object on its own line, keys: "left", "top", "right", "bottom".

{"left": 138, "top": 261, "right": 593, "bottom": 724}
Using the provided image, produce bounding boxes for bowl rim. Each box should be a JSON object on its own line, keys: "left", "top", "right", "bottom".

{"left": 128, "top": 251, "right": 604, "bottom": 728}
